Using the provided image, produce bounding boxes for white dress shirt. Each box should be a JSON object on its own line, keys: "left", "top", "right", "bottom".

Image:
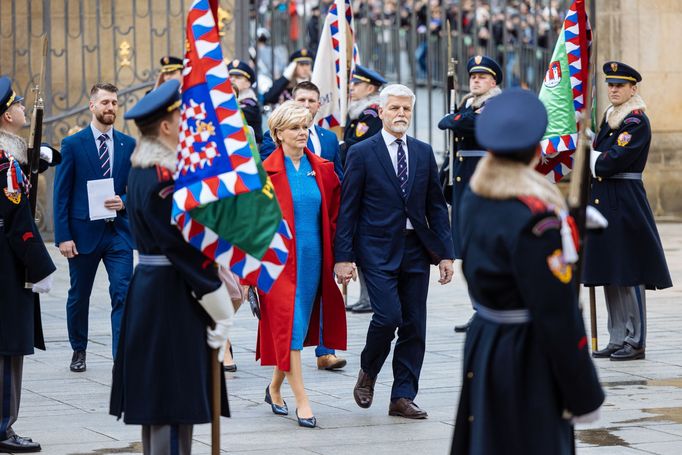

{"left": 381, "top": 129, "right": 413, "bottom": 230}
{"left": 90, "top": 123, "right": 115, "bottom": 172}
{"left": 308, "top": 126, "right": 322, "bottom": 156}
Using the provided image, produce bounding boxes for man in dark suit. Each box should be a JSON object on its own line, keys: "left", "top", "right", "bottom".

{"left": 54, "top": 82, "right": 136, "bottom": 372}
{"left": 334, "top": 84, "right": 454, "bottom": 419}
{"left": 261, "top": 81, "right": 346, "bottom": 372}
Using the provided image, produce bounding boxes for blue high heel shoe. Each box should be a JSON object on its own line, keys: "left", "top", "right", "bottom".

{"left": 296, "top": 409, "right": 317, "bottom": 428}
{"left": 264, "top": 384, "right": 288, "bottom": 415}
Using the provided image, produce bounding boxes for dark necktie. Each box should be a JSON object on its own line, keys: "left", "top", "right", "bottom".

{"left": 98, "top": 133, "right": 111, "bottom": 178}
{"left": 396, "top": 138, "right": 407, "bottom": 197}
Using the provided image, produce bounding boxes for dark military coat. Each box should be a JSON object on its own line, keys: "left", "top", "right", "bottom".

{"left": 453, "top": 190, "right": 604, "bottom": 455}
{"left": 439, "top": 96, "right": 493, "bottom": 259}
{"left": 341, "top": 102, "right": 382, "bottom": 164}
{"left": 110, "top": 141, "right": 229, "bottom": 424}
{"left": 582, "top": 107, "right": 671, "bottom": 289}
{"left": 0, "top": 151, "right": 55, "bottom": 355}
{"left": 240, "top": 95, "right": 263, "bottom": 144}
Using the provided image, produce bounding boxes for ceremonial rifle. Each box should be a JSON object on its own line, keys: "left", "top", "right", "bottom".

{"left": 445, "top": 20, "right": 458, "bottom": 195}
{"left": 27, "top": 37, "right": 48, "bottom": 217}
{"left": 567, "top": 0, "right": 597, "bottom": 351}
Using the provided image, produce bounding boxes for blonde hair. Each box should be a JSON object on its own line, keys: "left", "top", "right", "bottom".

{"left": 267, "top": 100, "right": 312, "bottom": 145}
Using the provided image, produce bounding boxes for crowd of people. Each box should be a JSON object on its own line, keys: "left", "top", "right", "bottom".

{"left": 0, "top": 22, "right": 672, "bottom": 455}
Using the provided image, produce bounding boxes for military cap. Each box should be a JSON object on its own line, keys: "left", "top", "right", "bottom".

{"left": 350, "top": 65, "right": 387, "bottom": 87}
{"left": 124, "top": 79, "right": 181, "bottom": 126}
{"left": 289, "top": 48, "right": 314, "bottom": 64}
{"left": 603, "top": 61, "right": 641, "bottom": 84}
{"left": 227, "top": 59, "right": 256, "bottom": 83}
{"left": 467, "top": 55, "right": 503, "bottom": 85}
{"left": 475, "top": 88, "right": 547, "bottom": 154}
{"left": 0, "top": 76, "right": 24, "bottom": 116}
{"left": 160, "top": 56, "right": 183, "bottom": 74}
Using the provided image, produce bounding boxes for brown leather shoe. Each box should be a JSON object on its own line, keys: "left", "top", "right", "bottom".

{"left": 388, "top": 398, "right": 428, "bottom": 419}
{"left": 353, "top": 369, "right": 376, "bottom": 408}
{"left": 317, "top": 354, "right": 347, "bottom": 370}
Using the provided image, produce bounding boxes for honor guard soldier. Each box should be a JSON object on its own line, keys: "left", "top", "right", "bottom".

{"left": 110, "top": 80, "right": 234, "bottom": 454}
{"left": 438, "top": 55, "right": 502, "bottom": 333}
{"left": 342, "top": 65, "right": 387, "bottom": 163}
{"left": 228, "top": 59, "right": 263, "bottom": 144}
{"left": 0, "top": 76, "right": 56, "bottom": 453}
{"left": 153, "top": 55, "right": 183, "bottom": 90}
{"left": 583, "top": 62, "right": 672, "bottom": 361}
{"left": 452, "top": 89, "right": 604, "bottom": 455}
{"left": 263, "top": 48, "right": 314, "bottom": 107}
{"left": 342, "top": 65, "right": 387, "bottom": 314}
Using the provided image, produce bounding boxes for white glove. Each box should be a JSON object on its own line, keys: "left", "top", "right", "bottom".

{"left": 571, "top": 407, "right": 601, "bottom": 425}
{"left": 586, "top": 205, "right": 608, "bottom": 230}
{"left": 32, "top": 272, "right": 54, "bottom": 294}
{"left": 39, "top": 145, "right": 53, "bottom": 163}
{"left": 283, "top": 61, "right": 297, "bottom": 81}
{"left": 585, "top": 128, "right": 596, "bottom": 141}
{"left": 206, "top": 319, "right": 231, "bottom": 362}
{"left": 589, "top": 149, "right": 601, "bottom": 178}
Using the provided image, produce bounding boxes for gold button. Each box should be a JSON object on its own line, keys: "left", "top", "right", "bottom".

{"left": 609, "top": 132, "right": 613, "bottom": 136}
{"left": 468, "top": 415, "right": 475, "bottom": 422}
{"left": 467, "top": 372, "right": 474, "bottom": 379}
{"left": 456, "top": 176, "right": 462, "bottom": 182}
{"left": 459, "top": 156, "right": 464, "bottom": 162}
{"left": 595, "top": 198, "right": 600, "bottom": 205}
{"left": 597, "top": 177, "right": 602, "bottom": 182}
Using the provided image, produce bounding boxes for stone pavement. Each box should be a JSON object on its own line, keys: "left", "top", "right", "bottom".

{"left": 12, "top": 223, "right": 682, "bottom": 454}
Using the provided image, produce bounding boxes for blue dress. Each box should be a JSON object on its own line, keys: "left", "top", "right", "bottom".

{"left": 285, "top": 155, "right": 322, "bottom": 350}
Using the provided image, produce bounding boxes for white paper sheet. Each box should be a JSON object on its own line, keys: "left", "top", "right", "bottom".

{"left": 87, "top": 178, "right": 117, "bottom": 221}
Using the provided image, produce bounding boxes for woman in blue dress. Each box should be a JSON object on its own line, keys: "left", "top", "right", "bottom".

{"left": 257, "top": 101, "right": 347, "bottom": 428}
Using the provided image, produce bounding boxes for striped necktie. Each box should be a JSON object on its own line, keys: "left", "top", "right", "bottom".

{"left": 98, "top": 133, "right": 111, "bottom": 177}
{"left": 396, "top": 138, "right": 407, "bottom": 197}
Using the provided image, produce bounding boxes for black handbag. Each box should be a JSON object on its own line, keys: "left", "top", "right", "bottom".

{"left": 248, "top": 286, "right": 261, "bottom": 320}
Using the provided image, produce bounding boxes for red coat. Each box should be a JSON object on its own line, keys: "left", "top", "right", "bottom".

{"left": 256, "top": 147, "right": 347, "bottom": 371}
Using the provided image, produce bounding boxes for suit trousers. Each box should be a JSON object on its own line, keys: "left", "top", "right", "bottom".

{"left": 604, "top": 285, "right": 647, "bottom": 348}
{"left": 360, "top": 233, "right": 430, "bottom": 401}
{"left": 0, "top": 355, "right": 22, "bottom": 440}
{"left": 142, "top": 424, "right": 193, "bottom": 455}
{"left": 66, "top": 223, "right": 133, "bottom": 358}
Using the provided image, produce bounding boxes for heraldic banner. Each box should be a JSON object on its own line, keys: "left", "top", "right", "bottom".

{"left": 172, "top": 0, "right": 290, "bottom": 292}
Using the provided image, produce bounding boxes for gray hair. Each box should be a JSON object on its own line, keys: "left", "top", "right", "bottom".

{"left": 379, "top": 84, "right": 416, "bottom": 108}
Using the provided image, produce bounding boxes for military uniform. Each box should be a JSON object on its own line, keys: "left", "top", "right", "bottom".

{"left": 452, "top": 89, "right": 604, "bottom": 455}
{"left": 228, "top": 60, "right": 263, "bottom": 144}
{"left": 582, "top": 62, "right": 671, "bottom": 361}
{"left": 342, "top": 65, "right": 387, "bottom": 313}
{"left": 263, "top": 48, "right": 314, "bottom": 107}
{"left": 0, "top": 76, "right": 55, "bottom": 453}
{"left": 109, "top": 80, "right": 230, "bottom": 455}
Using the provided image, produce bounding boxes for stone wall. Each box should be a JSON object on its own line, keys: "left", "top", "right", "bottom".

{"left": 596, "top": 0, "right": 682, "bottom": 219}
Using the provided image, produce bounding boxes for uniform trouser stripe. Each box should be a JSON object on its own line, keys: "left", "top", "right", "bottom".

{"left": 604, "top": 285, "right": 646, "bottom": 348}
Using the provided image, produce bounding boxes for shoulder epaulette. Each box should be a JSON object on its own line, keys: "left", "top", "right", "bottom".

{"left": 631, "top": 109, "right": 642, "bottom": 115}
{"left": 517, "top": 195, "right": 550, "bottom": 214}
{"left": 155, "top": 164, "right": 173, "bottom": 182}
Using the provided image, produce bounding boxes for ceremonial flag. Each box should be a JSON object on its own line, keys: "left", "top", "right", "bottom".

{"left": 172, "top": 0, "right": 290, "bottom": 292}
{"left": 311, "top": 0, "right": 360, "bottom": 134}
{"left": 535, "top": 0, "right": 591, "bottom": 182}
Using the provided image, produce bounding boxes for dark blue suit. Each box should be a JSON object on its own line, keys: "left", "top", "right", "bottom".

{"left": 53, "top": 126, "right": 136, "bottom": 357}
{"left": 260, "top": 125, "right": 344, "bottom": 180}
{"left": 335, "top": 132, "right": 453, "bottom": 400}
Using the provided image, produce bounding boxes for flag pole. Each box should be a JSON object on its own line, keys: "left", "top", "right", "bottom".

{"left": 211, "top": 346, "right": 220, "bottom": 455}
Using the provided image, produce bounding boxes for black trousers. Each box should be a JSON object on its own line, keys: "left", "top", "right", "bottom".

{"left": 360, "top": 234, "right": 430, "bottom": 401}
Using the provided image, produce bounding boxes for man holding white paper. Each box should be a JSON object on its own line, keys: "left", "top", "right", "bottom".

{"left": 53, "top": 82, "right": 136, "bottom": 372}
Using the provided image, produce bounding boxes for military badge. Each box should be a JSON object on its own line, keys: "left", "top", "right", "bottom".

{"left": 301, "top": 49, "right": 308, "bottom": 56}
{"left": 355, "top": 122, "right": 369, "bottom": 137}
{"left": 547, "top": 249, "right": 572, "bottom": 284}
{"left": 163, "top": 56, "right": 170, "bottom": 65}
{"left": 617, "top": 132, "right": 632, "bottom": 147}
{"left": 474, "top": 55, "right": 483, "bottom": 65}
{"left": 3, "top": 187, "right": 21, "bottom": 204}
{"left": 611, "top": 62, "right": 618, "bottom": 72}
{"left": 232, "top": 59, "right": 240, "bottom": 67}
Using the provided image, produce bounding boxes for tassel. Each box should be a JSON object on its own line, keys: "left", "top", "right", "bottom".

{"left": 560, "top": 211, "right": 579, "bottom": 264}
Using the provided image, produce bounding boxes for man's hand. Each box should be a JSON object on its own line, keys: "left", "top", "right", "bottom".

{"left": 104, "top": 195, "right": 124, "bottom": 211}
{"left": 438, "top": 259, "right": 454, "bottom": 285}
{"left": 334, "top": 262, "right": 357, "bottom": 285}
{"left": 59, "top": 240, "right": 78, "bottom": 258}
